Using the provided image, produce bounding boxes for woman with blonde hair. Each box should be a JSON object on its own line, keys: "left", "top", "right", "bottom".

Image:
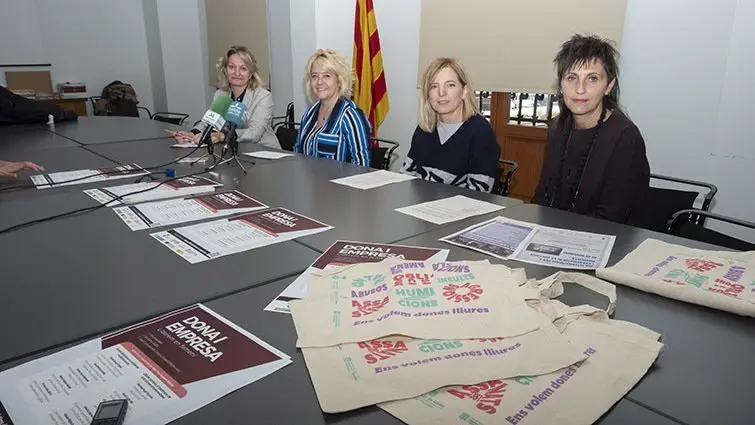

{"left": 401, "top": 58, "right": 500, "bottom": 192}
{"left": 294, "top": 49, "right": 371, "bottom": 166}
{"left": 173, "top": 45, "right": 279, "bottom": 148}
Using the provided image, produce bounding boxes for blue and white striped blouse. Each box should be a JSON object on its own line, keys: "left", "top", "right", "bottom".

{"left": 294, "top": 98, "right": 372, "bottom": 166}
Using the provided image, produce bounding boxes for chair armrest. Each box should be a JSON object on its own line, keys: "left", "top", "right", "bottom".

{"left": 667, "top": 208, "right": 755, "bottom": 233}
{"left": 650, "top": 173, "right": 718, "bottom": 211}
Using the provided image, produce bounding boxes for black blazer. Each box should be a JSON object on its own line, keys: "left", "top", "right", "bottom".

{"left": 532, "top": 110, "right": 650, "bottom": 226}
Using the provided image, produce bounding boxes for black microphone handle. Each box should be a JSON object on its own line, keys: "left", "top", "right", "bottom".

{"left": 197, "top": 124, "right": 215, "bottom": 153}
{"left": 221, "top": 123, "right": 239, "bottom": 158}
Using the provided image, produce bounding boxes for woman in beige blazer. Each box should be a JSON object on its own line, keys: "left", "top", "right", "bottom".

{"left": 173, "top": 46, "right": 280, "bottom": 148}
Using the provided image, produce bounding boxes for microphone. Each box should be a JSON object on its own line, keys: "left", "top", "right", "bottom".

{"left": 221, "top": 101, "right": 247, "bottom": 158}
{"left": 197, "top": 95, "right": 233, "bottom": 149}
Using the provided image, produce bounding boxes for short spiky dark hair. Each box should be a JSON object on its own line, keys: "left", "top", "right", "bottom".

{"left": 554, "top": 34, "right": 621, "bottom": 119}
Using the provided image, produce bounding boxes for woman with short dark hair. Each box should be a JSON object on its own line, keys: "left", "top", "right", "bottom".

{"left": 532, "top": 34, "right": 650, "bottom": 225}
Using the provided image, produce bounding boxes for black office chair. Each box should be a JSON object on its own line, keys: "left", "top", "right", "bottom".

{"left": 88, "top": 96, "right": 101, "bottom": 111}
{"left": 137, "top": 106, "right": 153, "bottom": 119}
{"left": 152, "top": 112, "right": 190, "bottom": 125}
{"left": 646, "top": 173, "right": 718, "bottom": 233}
{"left": 493, "top": 159, "right": 519, "bottom": 196}
{"left": 273, "top": 121, "right": 301, "bottom": 151}
{"left": 370, "top": 137, "right": 400, "bottom": 170}
{"left": 272, "top": 102, "right": 295, "bottom": 127}
{"left": 668, "top": 209, "right": 755, "bottom": 251}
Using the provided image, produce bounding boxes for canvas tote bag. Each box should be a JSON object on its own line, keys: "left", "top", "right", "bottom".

{"left": 597, "top": 239, "right": 755, "bottom": 317}
{"left": 299, "top": 310, "right": 586, "bottom": 413}
{"left": 379, "top": 301, "right": 663, "bottom": 425}
{"left": 290, "top": 259, "right": 541, "bottom": 347}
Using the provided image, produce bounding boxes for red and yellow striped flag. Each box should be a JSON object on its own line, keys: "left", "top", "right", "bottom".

{"left": 353, "top": 0, "right": 389, "bottom": 137}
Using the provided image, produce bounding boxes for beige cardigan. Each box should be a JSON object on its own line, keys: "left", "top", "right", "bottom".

{"left": 194, "top": 87, "right": 280, "bottom": 149}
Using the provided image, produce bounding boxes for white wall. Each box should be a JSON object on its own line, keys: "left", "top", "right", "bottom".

{"left": 289, "top": 0, "right": 317, "bottom": 119}
{"left": 709, "top": 0, "right": 755, "bottom": 237}
{"left": 0, "top": 1, "right": 46, "bottom": 66}
{"left": 621, "top": 0, "right": 754, "bottom": 235}
{"left": 268, "top": 0, "right": 294, "bottom": 118}
{"left": 620, "top": 0, "right": 737, "bottom": 179}
{"left": 33, "top": 0, "right": 155, "bottom": 114}
{"left": 142, "top": 0, "right": 168, "bottom": 113}
{"left": 156, "top": 0, "right": 211, "bottom": 124}
{"left": 370, "top": 0, "right": 422, "bottom": 170}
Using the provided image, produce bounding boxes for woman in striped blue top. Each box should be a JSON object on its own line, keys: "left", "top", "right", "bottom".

{"left": 294, "top": 49, "right": 372, "bottom": 166}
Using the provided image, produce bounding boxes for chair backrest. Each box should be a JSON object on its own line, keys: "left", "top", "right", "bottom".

{"left": 153, "top": 112, "right": 189, "bottom": 125}
{"left": 371, "top": 138, "right": 400, "bottom": 170}
{"left": 669, "top": 209, "right": 755, "bottom": 251}
{"left": 274, "top": 121, "right": 300, "bottom": 151}
{"left": 646, "top": 174, "right": 718, "bottom": 233}
{"left": 137, "top": 106, "right": 152, "bottom": 119}
{"left": 285, "top": 102, "right": 294, "bottom": 123}
{"left": 493, "top": 159, "right": 519, "bottom": 196}
{"left": 89, "top": 96, "right": 100, "bottom": 111}
{"left": 645, "top": 187, "right": 699, "bottom": 233}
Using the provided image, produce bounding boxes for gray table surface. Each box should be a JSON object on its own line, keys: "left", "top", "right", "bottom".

{"left": 167, "top": 278, "right": 680, "bottom": 425}
{"left": 87, "top": 140, "right": 523, "bottom": 252}
{"left": 393, "top": 202, "right": 755, "bottom": 425}
{"left": 0, "top": 277, "right": 678, "bottom": 425}
{"left": 0, "top": 127, "right": 79, "bottom": 152}
{"left": 225, "top": 157, "right": 522, "bottom": 252}
{"left": 47, "top": 116, "right": 175, "bottom": 145}
{"left": 0, "top": 196, "right": 319, "bottom": 364}
{"left": 0, "top": 122, "right": 746, "bottom": 423}
{"left": 88, "top": 137, "right": 305, "bottom": 167}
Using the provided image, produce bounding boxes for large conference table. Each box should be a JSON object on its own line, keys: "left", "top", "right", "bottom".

{"left": 0, "top": 117, "right": 751, "bottom": 425}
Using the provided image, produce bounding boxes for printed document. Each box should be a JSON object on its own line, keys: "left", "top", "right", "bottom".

{"left": 395, "top": 195, "right": 504, "bottom": 225}
{"left": 440, "top": 216, "right": 616, "bottom": 269}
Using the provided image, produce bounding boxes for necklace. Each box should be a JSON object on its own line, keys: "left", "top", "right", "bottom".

{"left": 318, "top": 104, "right": 333, "bottom": 123}
{"left": 547, "top": 106, "right": 607, "bottom": 210}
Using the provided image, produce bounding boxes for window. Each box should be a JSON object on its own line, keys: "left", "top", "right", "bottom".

{"left": 509, "top": 93, "right": 559, "bottom": 126}
{"left": 475, "top": 91, "right": 491, "bottom": 120}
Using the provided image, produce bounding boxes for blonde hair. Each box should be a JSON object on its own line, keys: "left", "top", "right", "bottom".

{"left": 215, "top": 46, "right": 264, "bottom": 91}
{"left": 418, "top": 58, "right": 479, "bottom": 132}
{"left": 303, "top": 49, "right": 353, "bottom": 103}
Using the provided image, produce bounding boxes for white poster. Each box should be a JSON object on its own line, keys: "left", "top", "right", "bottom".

{"left": 113, "top": 191, "right": 267, "bottom": 231}
{"left": 0, "top": 305, "right": 290, "bottom": 425}
{"left": 84, "top": 176, "right": 222, "bottom": 206}
{"left": 30, "top": 164, "right": 150, "bottom": 189}
{"left": 151, "top": 207, "right": 333, "bottom": 264}
{"left": 440, "top": 216, "right": 616, "bottom": 270}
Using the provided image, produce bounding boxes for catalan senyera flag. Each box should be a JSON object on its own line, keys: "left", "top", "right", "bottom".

{"left": 353, "top": 0, "right": 389, "bottom": 137}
